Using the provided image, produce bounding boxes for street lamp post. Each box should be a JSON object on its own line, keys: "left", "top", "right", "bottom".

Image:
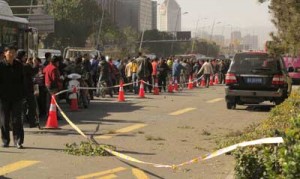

{"left": 206, "top": 20, "right": 221, "bottom": 56}
{"left": 192, "top": 17, "right": 207, "bottom": 53}
{"left": 171, "top": 11, "right": 188, "bottom": 54}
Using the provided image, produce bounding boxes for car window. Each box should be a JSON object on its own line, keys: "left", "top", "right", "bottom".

{"left": 229, "top": 54, "right": 281, "bottom": 74}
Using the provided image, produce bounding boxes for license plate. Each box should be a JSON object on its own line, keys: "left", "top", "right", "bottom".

{"left": 246, "top": 78, "right": 263, "bottom": 84}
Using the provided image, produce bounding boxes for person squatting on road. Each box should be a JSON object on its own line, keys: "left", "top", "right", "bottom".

{"left": 0, "top": 46, "right": 25, "bottom": 149}
{"left": 197, "top": 60, "right": 214, "bottom": 88}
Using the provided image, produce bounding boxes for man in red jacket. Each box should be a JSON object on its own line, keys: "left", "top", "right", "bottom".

{"left": 43, "top": 56, "right": 62, "bottom": 117}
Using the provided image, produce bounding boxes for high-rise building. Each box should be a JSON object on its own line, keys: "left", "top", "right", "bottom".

{"left": 152, "top": 1, "right": 157, "bottom": 30}
{"left": 95, "top": 0, "right": 118, "bottom": 23}
{"left": 213, "top": 35, "right": 225, "bottom": 46}
{"left": 243, "top": 34, "right": 259, "bottom": 50}
{"left": 231, "top": 31, "right": 242, "bottom": 44}
{"left": 115, "top": 0, "right": 152, "bottom": 32}
{"left": 159, "top": 0, "right": 181, "bottom": 32}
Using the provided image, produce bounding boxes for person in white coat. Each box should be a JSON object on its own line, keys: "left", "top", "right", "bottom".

{"left": 197, "top": 60, "right": 214, "bottom": 88}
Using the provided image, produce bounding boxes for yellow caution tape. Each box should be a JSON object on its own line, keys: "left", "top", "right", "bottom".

{"left": 53, "top": 89, "right": 284, "bottom": 169}
{"left": 52, "top": 97, "right": 88, "bottom": 139}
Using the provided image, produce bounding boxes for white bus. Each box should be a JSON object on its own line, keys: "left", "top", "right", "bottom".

{"left": 0, "top": 0, "right": 38, "bottom": 57}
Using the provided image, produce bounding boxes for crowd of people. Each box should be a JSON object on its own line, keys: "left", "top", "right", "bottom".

{"left": 0, "top": 46, "right": 230, "bottom": 149}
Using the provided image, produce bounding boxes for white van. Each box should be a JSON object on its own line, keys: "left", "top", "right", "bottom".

{"left": 38, "top": 49, "right": 61, "bottom": 63}
{"left": 63, "top": 47, "right": 101, "bottom": 61}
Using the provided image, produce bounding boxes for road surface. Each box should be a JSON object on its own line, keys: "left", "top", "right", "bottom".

{"left": 1, "top": 84, "right": 290, "bottom": 179}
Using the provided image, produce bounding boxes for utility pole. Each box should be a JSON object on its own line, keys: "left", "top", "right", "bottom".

{"left": 139, "top": 30, "right": 145, "bottom": 52}
{"left": 191, "top": 18, "right": 200, "bottom": 53}
{"left": 96, "top": 0, "right": 105, "bottom": 49}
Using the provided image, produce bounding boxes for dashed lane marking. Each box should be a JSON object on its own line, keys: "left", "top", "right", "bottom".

{"left": 0, "top": 160, "right": 40, "bottom": 176}
{"left": 96, "top": 124, "right": 147, "bottom": 139}
{"left": 76, "top": 167, "right": 126, "bottom": 179}
{"left": 132, "top": 168, "right": 149, "bottom": 179}
{"left": 169, "top": 108, "right": 196, "bottom": 116}
{"left": 206, "top": 98, "right": 224, "bottom": 103}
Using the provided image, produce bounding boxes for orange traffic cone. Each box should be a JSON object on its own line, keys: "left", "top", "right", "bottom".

{"left": 139, "top": 81, "right": 145, "bottom": 98}
{"left": 70, "top": 87, "right": 79, "bottom": 111}
{"left": 168, "top": 78, "right": 174, "bottom": 93}
{"left": 174, "top": 79, "right": 179, "bottom": 92}
{"left": 188, "top": 76, "right": 193, "bottom": 89}
{"left": 200, "top": 77, "right": 206, "bottom": 87}
{"left": 118, "top": 80, "right": 125, "bottom": 102}
{"left": 45, "top": 95, "right": 59, "bottom": 129}
{"left": 214, "top": 74, "right": 219, "bottom": 85}
{"left": 209, "top": 75, "right": 214, "bottom": 86}
{"left": 153, "top": 78, "right": 159, "bottom": 95}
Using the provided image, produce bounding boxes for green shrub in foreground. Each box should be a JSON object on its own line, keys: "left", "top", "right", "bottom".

{"left": 220, "top": 91, "right": 300, "bottom": 178}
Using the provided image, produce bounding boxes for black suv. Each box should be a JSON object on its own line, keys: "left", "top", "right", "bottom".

{"left": 225, "top": 52, "right": 292, "bottom": 109}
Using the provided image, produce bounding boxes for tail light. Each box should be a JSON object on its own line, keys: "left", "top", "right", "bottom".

{"left": 272, "top": 75, "right": 284, "bottom": 85}
{"left": 225, "top": 73, "right": 237, "bottom": 85}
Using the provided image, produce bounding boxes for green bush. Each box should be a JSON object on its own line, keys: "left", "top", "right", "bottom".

{"left": 220, "top": 90, "right": 300, "bottom": 178}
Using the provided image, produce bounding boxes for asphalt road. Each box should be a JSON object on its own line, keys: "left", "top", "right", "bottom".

{"left": 1, "top": 84, "right": 295, "bottom": 179}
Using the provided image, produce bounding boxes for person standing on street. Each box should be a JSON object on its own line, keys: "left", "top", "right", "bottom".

{"left": 151, "top": 58, "right": 159, "bottom": 90}
{"left": 33, "top": 58, "right": 47, "bottom": 118}
{"left": 98, "top": 56, "right": 114, "bottom": 97}
{"left": 172, "top": 59, "right": 183, "bottom": 84}
{"left": 0, "top": 47, "right": 4, "bottom": 61}
{"left": 136, "top": 52, "right": 151, "bottom": 92}
{"left": 0, "top": 46, "right": 25, "bottom": 149}
{"left": 131, "top": 59, "right": 138, "bottom": 94}
{"left": 125, "top": 59, "right": 133, "bottom": 92}
{"left": 43, "top": 52, "right": 52, "bottom": 67}
{"left": 197, "top": 60, "right": 214, "bottom": 88}
{"left": 43, "top": 56, "right": 62, "bottom": 118}
{"left": 157, "top": 59, "right": 169, "bottom": 92}
{"left": 23, "top": 58, "right": 39, "bottom": 128}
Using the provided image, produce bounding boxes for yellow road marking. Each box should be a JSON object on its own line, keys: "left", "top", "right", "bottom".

{"left": 96, "top": 124, "right": 147, "bottom": 139}
{"left": 0, "top": 160, "right": 40, "bottom": 176}
{"left": 76, "top": 167, "right": 126, "bottom": 179}
{"left": 206, "top": 98, "right": 224, "bottom": 103}
{"left": 132, "top": 168, "right": 149, "bottom": 179}
{"left": 97, "top": 174, "right": 117, "bottom": 179}
{"left": 169, "top": 108, "right": 196, "bottom": 116}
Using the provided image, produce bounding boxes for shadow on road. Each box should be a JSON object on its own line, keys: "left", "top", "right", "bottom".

{"left": 236, "top": 104, "right": 274, "bottom": 112}
{"left": 115, "top": 150, "right": 156, "bottom": 156}
{"left": 29, "top": 100, "right": 144, "bottom": 137}
{"left": 23, "top": 146, "right": 63, "bottom": 151}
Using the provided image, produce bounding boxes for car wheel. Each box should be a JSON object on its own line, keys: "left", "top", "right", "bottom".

{"left": 226, "top": 102, "right": 236, "bottom": 110}
{"left": 274, "top": 98, "right": 285, "bottom": 105}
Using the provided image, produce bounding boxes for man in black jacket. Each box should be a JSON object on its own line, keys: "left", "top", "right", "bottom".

{"left": 0, "top": 46, "right": 25, "bottom": 149}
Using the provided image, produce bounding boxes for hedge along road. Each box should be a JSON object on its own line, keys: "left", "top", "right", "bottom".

{"left": 0, "top": 85, "right": 273, "bottom": 179}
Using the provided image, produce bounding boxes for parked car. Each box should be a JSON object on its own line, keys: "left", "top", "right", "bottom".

{"left": 225, "top": 52, "right": 292, "bottom": 109}
{"left": 283, "top": 56, "right": 300, "bottom": 84}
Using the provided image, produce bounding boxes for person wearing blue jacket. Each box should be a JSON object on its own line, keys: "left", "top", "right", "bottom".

{"left": 172, "top": 59, "right": 183, "bottom": 83}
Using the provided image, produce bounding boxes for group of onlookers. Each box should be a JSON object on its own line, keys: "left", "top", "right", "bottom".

{"left": 0, "top": 45, "right": 230, "bottom": 149}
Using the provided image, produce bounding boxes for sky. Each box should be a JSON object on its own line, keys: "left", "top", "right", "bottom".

{"left": 157, "top": 0, "right": 277, "bottom": 48}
